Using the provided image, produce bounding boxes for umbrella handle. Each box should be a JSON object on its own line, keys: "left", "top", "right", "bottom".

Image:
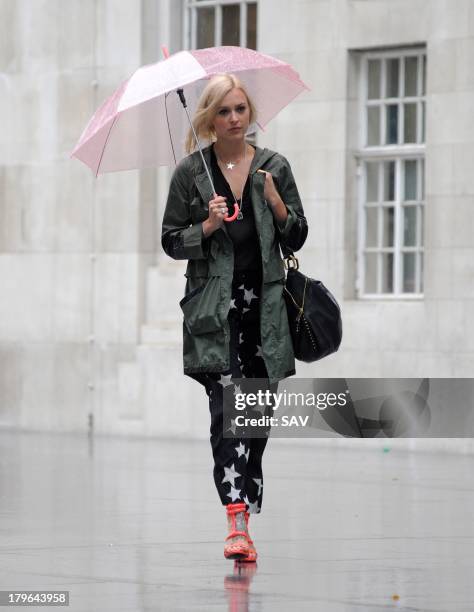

{"left": 224, "top": 203, "right": 239, "bottom": 222}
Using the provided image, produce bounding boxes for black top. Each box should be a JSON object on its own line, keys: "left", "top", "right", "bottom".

{"left": 210, "top": 144, "right": 262, "bottom": 272}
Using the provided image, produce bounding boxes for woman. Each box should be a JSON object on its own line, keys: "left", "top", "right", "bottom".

{"left": 161, "top": 73, "right": 308, "bottom": 562}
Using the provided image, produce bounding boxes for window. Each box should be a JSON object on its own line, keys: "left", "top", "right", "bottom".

{"left": 184, "top": 1, "right": 257, "bottom": 50}
{"left": 357, "top": 49, "right": 426, "bottom": 297}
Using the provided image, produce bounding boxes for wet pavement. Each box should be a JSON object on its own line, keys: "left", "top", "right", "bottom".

{"left": 0, "top": 430, "right": 473, "bottom": 611}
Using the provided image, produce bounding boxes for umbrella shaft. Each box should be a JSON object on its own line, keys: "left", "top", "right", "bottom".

{"left": 179, "top": 91, "right": 216, "bottom": 196}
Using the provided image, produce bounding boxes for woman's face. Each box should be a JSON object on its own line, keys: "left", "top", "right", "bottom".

{"left": 211, "top": 87, "right": 251, "bottom": 142}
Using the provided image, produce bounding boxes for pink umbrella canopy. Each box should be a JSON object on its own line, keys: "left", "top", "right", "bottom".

{"left": 71, "top": 46, "right": 310, "bottom": 176}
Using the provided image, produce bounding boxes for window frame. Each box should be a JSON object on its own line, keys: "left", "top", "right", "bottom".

{"left": 355, "top": 47, "right": 426, "bottom": 300}
{"left": 183, "top": 0, "right": 257, "bottom": 50}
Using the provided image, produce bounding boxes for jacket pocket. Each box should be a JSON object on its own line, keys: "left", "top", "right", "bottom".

{"left": 179, "top": 276, "right": 223, "bottom": 335}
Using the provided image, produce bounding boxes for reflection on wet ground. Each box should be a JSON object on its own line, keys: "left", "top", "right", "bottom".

{"left": 0, "top": 430, "right": 473, "bottom": 611}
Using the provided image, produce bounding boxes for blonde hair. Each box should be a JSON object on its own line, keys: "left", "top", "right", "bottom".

{"left": 184, "top": 73, "right": 257, "bottom": 154}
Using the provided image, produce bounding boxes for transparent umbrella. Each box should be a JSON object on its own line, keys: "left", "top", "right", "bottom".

{"left": 71, "top": 45, "right": 309, "bottom": 176}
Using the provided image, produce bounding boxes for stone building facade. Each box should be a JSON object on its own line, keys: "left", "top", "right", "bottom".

{"left": 1, "top": 0, "right": 473, "bottom": 449}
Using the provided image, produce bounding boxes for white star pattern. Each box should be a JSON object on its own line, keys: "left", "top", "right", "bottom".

{"left": 222, "top": 464, "right": 241, "bottom": 487}
{"left": 255, "top": 345, "right": 263, "bottom": 358}
{"left": 227, "top": 486, "right": 242, "bottom": 502}
{"left": 235, "top": 442, "right": 247, "bottom": 458}
{"left": 238, "top": 284, "right": 244, "bottom": 290}
{"left": 239, "top": 332, "right": 244, "bottom": 344}
{"left": 253, "top": 478, "right": 263, "bottom": 496}
{"left": 247, "top": 499, "right": 260, "bottom": 513}
{"left": 229, "top": 298, "right": 236, "bottom": 309}
{"left": 233, "top": 383, "right": 242, "bottom": 396}
{"left": 244, "top": 288, "right": 258, "bottom": 305}
{"left": 218, "top": 373, "right": 233, "bottom": 387}
{"left": 242, "top": 307, "right": 250, "bottom": 314}
{"left": 245, "top": 448, "right": 250, "bottom": 461}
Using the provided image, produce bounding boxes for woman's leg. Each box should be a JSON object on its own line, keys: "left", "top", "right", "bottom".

{"left": 234, "top": 270, "right": 276, "bottom": 515}
{"left": 206, "top": 372, "right": 251, "bottom": 507}
{"left": 205, "top": 275, "right": 251, "bottom": 508}
{"left": 204, "top": 290, "right": 252, "bottom": 559}
{"left": 205, "top": 271, "right": 275, "bottom": 514}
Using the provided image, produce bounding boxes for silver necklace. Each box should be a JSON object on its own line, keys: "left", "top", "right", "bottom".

{"left": 215, "top": 144, "right": 247, "bottom": 221}
{"left": 215, "top": 141, "right": 246, "bottom": 171}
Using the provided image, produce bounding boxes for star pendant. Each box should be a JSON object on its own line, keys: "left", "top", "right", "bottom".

{"left": 226, "top": 162, "right": 235, "bottom": 170}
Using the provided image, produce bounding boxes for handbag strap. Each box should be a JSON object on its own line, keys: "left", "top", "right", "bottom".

{"left": 281, "top": 241, "right": 300, "bottom": 270}
{"left": 282, "top": 243, "right": 307, "bottom": 329}
{"left": 283, "top": 276, "right": 308, "bottom": 325}
{"left": 280, "top": 242, "right": 294, "bottom": 260}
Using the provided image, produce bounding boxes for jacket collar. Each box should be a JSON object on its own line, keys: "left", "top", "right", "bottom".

{"left": 195, "top": 143, "right": 277, "bottom": 176}
{"left": 190, "top": 143, "right": 277, "bottom": 207}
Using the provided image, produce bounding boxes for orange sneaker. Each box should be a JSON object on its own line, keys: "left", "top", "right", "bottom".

{"left": 224, "top": 502, "right": 249, "bottom": 560}
{"left": 239, "top": 511, "right": 257, "bottom": 563}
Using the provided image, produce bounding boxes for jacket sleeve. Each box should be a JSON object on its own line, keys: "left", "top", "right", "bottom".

{"left": 274, "top": 155, "right": 308, "bottom": 254}
{"left": 161, "top": 161, "right": 209, "bottom": 260}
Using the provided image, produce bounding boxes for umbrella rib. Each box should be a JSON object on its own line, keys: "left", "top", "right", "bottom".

{"left": 164, "top": 92, "right": 177, "bottom": 166}
{"left": 95, "top": 114, "right": 119, "bottom": 177}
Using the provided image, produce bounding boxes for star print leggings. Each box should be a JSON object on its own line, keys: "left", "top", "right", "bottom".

{"left": 202, "top": 269, "right": 278, "bottom": 514}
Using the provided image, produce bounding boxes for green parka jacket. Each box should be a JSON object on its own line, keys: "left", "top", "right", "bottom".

{"left": 161, "top": 144, "right": 308, "bottom": 385}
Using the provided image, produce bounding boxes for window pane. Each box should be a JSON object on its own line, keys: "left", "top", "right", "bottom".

{"left": 421, "top": 159, "right": 425, "bottom": 199}
{"left": 367, "top": 106, "right": 380, "bottom": 146}
{"left": 197, "top": 8, "right": 215, "bottom": 48}
{"left": 404, "top": 160, "right": 417, "bottom": 200}
{"left": 364, "top": 253, "right": 378, "bottom": 293}
{"left": 368, "top": 59, "right": 381, "bottom": 99}
{"left": 404, "top": 56, "right": 418, "bottom": 96}
{"left": 366, "top": 162, "right": 379, "bottom": 201}
{"left": 382, "top": 207, "right": 394, "bottom": 247}
{"left": 386, "top": 58, "right": 399, "bottom": 98}
{"left": 404, "top": 103, "right": 417, "bottom": 143}
{"left": 383, "top": 161, "right": 395, "bottom": 201}
{"left": 421, "top": 100, "right": 425, "bottom": 142}
{"left": 247, "top": 3, "right": 257, "bottom": 50}
{"left": 385, "top": 104, "right": 398, "bottom": 144}
{"left": 402, "top": 252, "right": 416, "bottom": 292}
{"left": 419, "top": 252, "right": 424, "bottom": 292}
{"left": 222, "top": 4, "right": 240, "bottom": 46}
{"left": 382, "top": 253, "right": 394, "bottom": 293}
{"left": 403, "top": 206, "right": 417, "bottom": 246}
{"left": 420, "top": 205, "right": 424, "bottom": 244}
{"left": 365, "top": 207, "right": 378, "bottom": 247}
{"left": 422, "top": 55, "right": 427, "bottom": 95}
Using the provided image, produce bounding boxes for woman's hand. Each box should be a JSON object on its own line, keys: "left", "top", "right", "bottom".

{"left": 202, "top": 195, "right": 228, "bottom": 237}
{"left": 257, "top": 169, "right": 288, "bottom": 228}
{"left": 257, "top": 169, "right": 281, "bottom": 207}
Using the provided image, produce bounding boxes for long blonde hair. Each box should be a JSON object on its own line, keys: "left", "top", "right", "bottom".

{"left": 184, "top": 73, "right": 257, "bottom": 154}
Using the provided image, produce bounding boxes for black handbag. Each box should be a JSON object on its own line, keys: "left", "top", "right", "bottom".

{"left": 283, "top": 252, "right": 342, "bottom": 363}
